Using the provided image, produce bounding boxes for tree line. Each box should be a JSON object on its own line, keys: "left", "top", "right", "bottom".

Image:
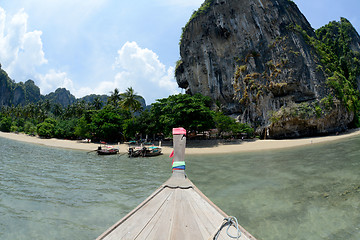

{"left": 0, "top": 87, "right": 254, "bottom": 142}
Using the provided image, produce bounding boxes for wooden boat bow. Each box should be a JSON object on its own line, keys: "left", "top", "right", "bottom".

{"left": 96, "top": 128, "right": 256, "bottom": 240}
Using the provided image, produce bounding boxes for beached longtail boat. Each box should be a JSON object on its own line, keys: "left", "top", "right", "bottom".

{"left": 97, "top": 145, "right": 119, "bottom": 155}
{"left": 128, "top": 144, "right": 162, "bottom": 158}
{"left": 97, "top": 128, "right": 256, "bottom": 240}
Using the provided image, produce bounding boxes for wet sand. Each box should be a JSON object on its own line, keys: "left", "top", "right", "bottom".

{"left": 1, "top": 129, "right": 359, "bottom": 155}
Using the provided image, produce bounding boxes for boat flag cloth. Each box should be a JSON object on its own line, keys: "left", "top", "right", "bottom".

{"left": 170, "top": 151, "right": 185, "bottom": 171}
{"left": 172, "top": 161, "right": 185, "bottom": 171}
{"left": 171, "top": 127, "right": 186, "bottom": 171}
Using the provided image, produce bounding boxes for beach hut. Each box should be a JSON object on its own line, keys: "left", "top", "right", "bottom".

{"left": 97, "top": 128, "right": 256, "bottom": 240}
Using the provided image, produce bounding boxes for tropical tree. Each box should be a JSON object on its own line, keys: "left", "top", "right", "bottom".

{"left": 54, "top": 118, "right": 78, "bottom": 139}
{"left": 213, "top": 111, "right": 234, "bottom": 135}
{"left": 74, "top": 100, "right": 86, "bottom": 117}
{"left": 0, "top": 116, "right": 12, "bottom": 132}
{"left": 24, "top": 121, "right": 37, "bottom": 135}
{"left": 37, "top": 118, "right": 57, "bottom": 138}
{"left": 120, "top": 87, "right": 142, "bottom": 115}
{"left": 108, "top": 88, "right": 121, "bottom": 108}
{"left": 91, "top": 96, "right": 103, "bottom": 110}
{"left": 150, "top": 93, "right": 215, "bottom": 136}
{"left": 135, "top": 109, "right": 156, "bottom": 136}
{"left": 90, "top": 105, "right": 128, "bottom": 142}
{"left": 74, "top": 112, "right": 93, "bottom": 140}
{"left": 52, "top": 103, "right": 63, "bottom": 117}
{"left": 42, "top": 99, "right": 51, "bottom": 113}
{"left": 213, "top": 111, "right": 254, "bottom": 138}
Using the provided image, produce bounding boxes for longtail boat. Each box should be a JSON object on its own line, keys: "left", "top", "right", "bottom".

{"left": 97, "top": 128, "right": 256, "bottom": 240}
{"left": 128, "top": 144, "right": 162, "bottom": 158}
{"left": 97, "top": 145, "right": 119, "bottom": 155}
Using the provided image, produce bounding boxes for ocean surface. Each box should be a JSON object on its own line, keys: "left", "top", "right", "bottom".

{"left": 0, "top": 135, "right": 359, "bottom": 240}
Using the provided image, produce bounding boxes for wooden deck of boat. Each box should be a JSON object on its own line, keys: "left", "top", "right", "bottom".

{"left": 97, "top": 171, "right": 255, "bottom": 240}
{"left": 97, "top": 128, "right": 256, "bottom": 240}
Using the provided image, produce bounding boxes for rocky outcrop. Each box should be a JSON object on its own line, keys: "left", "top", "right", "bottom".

{"left": 268, "top": 101, "right": 354, "bottom": 138}
{"left": 0, "top": 68, "right": 14, "bottom": 106}
{"left": 24, "top": 80, "right": 42, "bottom": 103}
{"left": 1, "top": 65, "right": 76, "bottom": 107}
{"left": 79, "top": 94, "right": 109, "bottom": 106}
{"left": 44, "top": 88, "right": 76, "bottom": 107}
{"left": 13, "top": 84, "right": 26, "bottom": 106}
{"left": 1, "top": 71, "right": 43, "bottom": 106}
{"left": 176, "top": 0, "right": 360, "bottom": 138}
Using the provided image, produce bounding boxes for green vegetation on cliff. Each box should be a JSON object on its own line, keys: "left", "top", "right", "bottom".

{"left": 293, "top": 18, "right": 360, "bottom": 126}
{"left": 316, "top": 19, "right": 360, "bottom": 120}
{"left": 0, "top": 66, "right": 43, "bottom": 106}
{"left": 180, "top": 0, "right": 214, "bottom": 45}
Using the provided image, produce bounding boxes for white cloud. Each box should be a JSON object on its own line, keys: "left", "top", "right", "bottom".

{"left": 0, "top": 8, "right": 5, "bottom": 38}
{"left": 37, "top": 70, "right": 73, "bottom": 94}
{"left": 0, "top": 7, "right": 47, "bottom": 81}
{"left": 0, "top": 8, "right": 179, "bottom": 103}
{"left": 37, "top": 69, "right": 94, "bottom": 98}
{"left": 0, "top": 7, "right": 88, "bottom": 98}
{"left": 110, "top": 41, "right": 180, "bottom": 104}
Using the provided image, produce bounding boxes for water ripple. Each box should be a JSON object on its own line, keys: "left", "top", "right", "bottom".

{"left": 1, "top": 136, "right": 360, "bottom": 240}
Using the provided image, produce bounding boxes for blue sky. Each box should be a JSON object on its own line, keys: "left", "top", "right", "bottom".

{"left": 0, "top": 0, "right": 359, "bottom": 104}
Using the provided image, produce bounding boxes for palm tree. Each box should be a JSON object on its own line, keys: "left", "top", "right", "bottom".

{"left": 108, "top": 88, "right": 121, "bottom": 108}
{"left": 52, "top": 103, "right": 63, "bottom": 117}
{"left": 92, "top": 96, "right": 103, "bottom": 110}
{"left": 42, "top": 99, "right": 51, "bottom": 113}
{"left": 120, "top": 87, "right": 142, "bottom": 115}
{"left": 75, "top": 100, "right": 86, "bottom": 117}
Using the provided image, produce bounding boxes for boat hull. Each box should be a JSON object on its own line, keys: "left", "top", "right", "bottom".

{"left": 128, "top": 146, "right": 162, "bottom": 157}
{"left": 96, "top": 172, "right": 256, "bottom": 240}
{"left": 97, "top": 128, "right": 256, "bottom": 239}
{"left": 97, "top": 149, "right": 119, "bottom": 155}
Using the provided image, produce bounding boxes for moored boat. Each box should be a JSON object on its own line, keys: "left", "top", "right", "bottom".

{"left": 146, "top": 145, "right": 162, "bottom": 156}
{"left": 128, "top": 143, "right": 162, "bottom": 157}
{"left": 97, "top": 128, "right": 257, "bottom": 239}
{"left": 97, "top": 145, "right": 119, "bottom": 155}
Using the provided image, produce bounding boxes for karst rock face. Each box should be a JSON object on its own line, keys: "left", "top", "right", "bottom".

{"left": 175, "top": 0, "right": 359, "bottom": 138}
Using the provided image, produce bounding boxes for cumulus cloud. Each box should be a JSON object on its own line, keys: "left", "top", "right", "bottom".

{"left": 0, "top": 7, "right": 180, "bottom": 103}
{"left": 111, "top": 41, "right": 180, "bottom": 104}
{"left": 0, "top": 7, "right": 86, "bottom": 97}
{"left": 36, "top": 70, "right": 93, "bottom": 98}
{"left": 0, "top": 7, "right": 47, "bottom": 81}
{"left": 37, "top": 70, "right": 73, "bottom": 94}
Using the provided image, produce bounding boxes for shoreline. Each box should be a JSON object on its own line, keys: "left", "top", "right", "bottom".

{"left": 1, "top": 129, "right": 360, "bottom": 155}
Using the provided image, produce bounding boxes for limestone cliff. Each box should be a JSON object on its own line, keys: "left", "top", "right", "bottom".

{"left": 0, "top": 67, "right": 13, "bottom": 106}
{"left": 1, "top": 66, "right": 43, "bottom": 106}
{"left": 44, "top": 88, "right": 76, "bottom": 107}
{"left": 176, "top": 0, "right": 360, "bottom": 138}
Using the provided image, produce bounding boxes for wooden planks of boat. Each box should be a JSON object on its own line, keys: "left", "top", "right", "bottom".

{"left": 97, "top": 128, "right": 257, "bottom": 240}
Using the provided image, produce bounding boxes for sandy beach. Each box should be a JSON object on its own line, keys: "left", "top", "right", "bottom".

{"left": 1, "top": 129, "right": 360, "bottom": 155}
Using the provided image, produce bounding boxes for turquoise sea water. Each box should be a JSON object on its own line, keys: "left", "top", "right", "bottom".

{"left": 0, "top": 135, "right": 359, "bottom": 239}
